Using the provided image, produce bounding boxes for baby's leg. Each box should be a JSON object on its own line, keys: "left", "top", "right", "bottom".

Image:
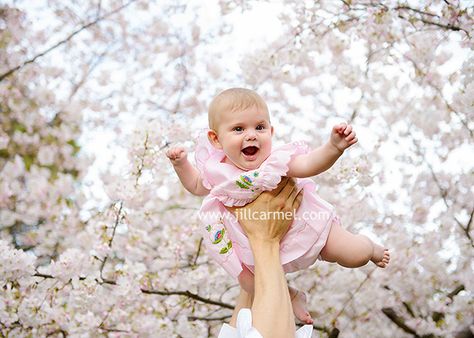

{"left": 229, "top": 287, "right": 252, "bottom": 327}
{"left": 238, "top": 264, "right": 255, "bottom": 295}
{"left": 320, "top": 219, "right": 390, "bottom": 268}
{"left": 238, "top": 265, "right": 313, "bottom": 324}
{"left": 288, "top": 287, "right": 313, "bottom": 324}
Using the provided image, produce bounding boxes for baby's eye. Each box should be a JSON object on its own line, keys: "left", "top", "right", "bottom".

{"left": 233, "top": 126, "right": 243, "bottom": 132}
{"left": 256, "top": 124, "right": 265, "bottom": 130}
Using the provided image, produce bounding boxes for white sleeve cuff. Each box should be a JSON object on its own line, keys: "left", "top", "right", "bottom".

{"left": 218, "top": 309, "right": 313, "bottom": 338}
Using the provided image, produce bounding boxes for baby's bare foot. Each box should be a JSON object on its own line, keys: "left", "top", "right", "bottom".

{"left": 290, "top": 289, "right": 313, "bottom": 325}
{"left": 371, "top": 244, "right": 390, "bottom": 268}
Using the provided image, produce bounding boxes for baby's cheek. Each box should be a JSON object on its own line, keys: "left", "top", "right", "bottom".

{"left": 261, "top": 147, "right": 272, "bottom": 161}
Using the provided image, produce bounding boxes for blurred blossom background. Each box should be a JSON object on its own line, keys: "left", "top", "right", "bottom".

{"left": 0, "top": 0, "right": 473, "bottom": 337}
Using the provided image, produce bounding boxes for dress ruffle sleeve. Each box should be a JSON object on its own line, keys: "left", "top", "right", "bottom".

{"left": 257, "top": 141, "right": 311, "bottom": 190}
{"left": 194, "top": 131, "right": 224, "bottom": 190}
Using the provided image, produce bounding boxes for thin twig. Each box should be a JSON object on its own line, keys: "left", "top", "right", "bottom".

{"left": 68, "top": 47, "right": 110, "bottom": 100}
{"left": 333, "top": 270, "right": 374, "bottom": 321}
{"left": 412, "top": 140, "right": 474, "bottom": 247}
{"left": 193, "top": 238, "right": 203, "bottom": 266}
{"left": 99, "top": 201, "right": 124, "bottom": 281}
{"left": 401, "top": 48, "right": 473, "bottom": 140}
{"left": 134, "top": 133, "right": 149, "bottom": 187}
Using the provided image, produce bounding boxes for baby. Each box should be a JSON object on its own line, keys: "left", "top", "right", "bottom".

{"left": 166, "top": 88, "right": 390, "bottom": 324}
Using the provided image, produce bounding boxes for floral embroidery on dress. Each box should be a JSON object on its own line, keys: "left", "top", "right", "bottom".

{"left": 235, "top": 172, "right": 260, "bottom": 192}
{"left": 206, "top": 218, "right": 233, "bottom": 255}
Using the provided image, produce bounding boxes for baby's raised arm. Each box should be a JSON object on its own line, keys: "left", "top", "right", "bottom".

{"left": 287, "top": 123, "right": 358, "bottom": 178}
{"left": 166, "top": 147, "right": 210, "bottom": 196}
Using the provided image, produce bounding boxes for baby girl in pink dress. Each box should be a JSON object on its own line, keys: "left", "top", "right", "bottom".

{"left": 166, "top": 88, "right": 390, "bottom": 324}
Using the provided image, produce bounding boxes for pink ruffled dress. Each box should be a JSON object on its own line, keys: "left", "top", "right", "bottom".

{"left": 196, "top": 133, "right": 338, "bottom": 278}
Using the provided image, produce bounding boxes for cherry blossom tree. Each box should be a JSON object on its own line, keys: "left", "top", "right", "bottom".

{"left": 1, "top": 0, "right": 472, "bottom": 337}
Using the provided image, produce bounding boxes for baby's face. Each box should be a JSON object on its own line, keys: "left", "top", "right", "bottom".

{"left": 210, "top": 105, "right": 273, "bottom": 171}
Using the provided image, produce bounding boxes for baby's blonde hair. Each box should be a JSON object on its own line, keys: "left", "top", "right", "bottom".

{"left": 208, "top": 88, "right": 269, "bottom": 130}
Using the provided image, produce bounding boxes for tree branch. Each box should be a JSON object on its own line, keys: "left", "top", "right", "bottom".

{"left": 402, "top": 301, "right": 416, "bottom": 318}
{"left": 0, "top": 0, "right": 138, "bottom": 82}
{"left": 447, "top": 284, "right": 465, "bottom": 300}
{"left": 394, "top": 5, "right": 440, "bottom": 18}
{"left": 328, "top": 328, "right": 340, "bottom": 338}
{"left": 397, "top": 13, "right": 469, "bottom": 38}
{"left": 187, "top": 315, "right": 232, "bottom": 322}
{"left": 466, "top": 207, "right": 474, "bottom": 236}
{"left": 141, "top": 288, "right": 234, "bottom": 309}
{"left": 382, "top": 307, "right": 419, "bottom": 335}
{"left": 383, "top": 284, "right": 466, "bottom": 337}
{"left": 45, "top": 328, "right": 67, "bottom": 337}
{"left": 341, "top": 1, "right": 469, "bottom": 37}
{"left": 33, "top": 272, "right": 234, "bottom": 310}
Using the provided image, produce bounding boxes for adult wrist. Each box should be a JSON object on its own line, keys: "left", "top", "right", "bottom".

{"left": 249, "top": 238, "right": 280, "bottom": 255}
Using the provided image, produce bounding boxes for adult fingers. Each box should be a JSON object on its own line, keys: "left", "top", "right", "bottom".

{"left": 276, "top": 177, "right": 297, "bottom": 201}
{"left": 268, "top": 176, "right": 290, "bottom": 197}
{"left": 292, "top": 189, "right": 304, "bottom": 211}
{"left": 288, "top": 184, "right": 303, "bottom": 207}
{"left": 226, "top": 205, "right": 237, "bottom": 215}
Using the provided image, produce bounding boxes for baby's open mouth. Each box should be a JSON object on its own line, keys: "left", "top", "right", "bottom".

{"left": 241, "top": 146, "right": 259, "bottom": 156}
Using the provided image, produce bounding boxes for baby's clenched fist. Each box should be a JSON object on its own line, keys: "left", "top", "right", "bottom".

{"left": 330, "top": 122, "right": 358, "bottom": 152}
{"left": 166, "top": 147, "right": 187, "bottom": 166}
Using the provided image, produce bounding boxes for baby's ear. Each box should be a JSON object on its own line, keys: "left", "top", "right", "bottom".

{"left": 207, "top": 130, "right": 223, "bottom": 149}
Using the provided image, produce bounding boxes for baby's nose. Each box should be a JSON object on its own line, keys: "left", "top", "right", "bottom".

{"left": 245, "top": 130, "right": 257, "bottom": 140}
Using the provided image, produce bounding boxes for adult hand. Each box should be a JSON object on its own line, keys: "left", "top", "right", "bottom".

{"left": 225, "top": 177, "right": 303, "bottom": 338}
{"left": 228, "top": 177, "right": 303, "bottom": 244}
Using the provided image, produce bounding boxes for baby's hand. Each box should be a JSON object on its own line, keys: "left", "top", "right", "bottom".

{"left": 330, "top": 123, "right": 358, "bottom": 152}
{"left": 166, "top": 147, "right": 188, "bottom": 166}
